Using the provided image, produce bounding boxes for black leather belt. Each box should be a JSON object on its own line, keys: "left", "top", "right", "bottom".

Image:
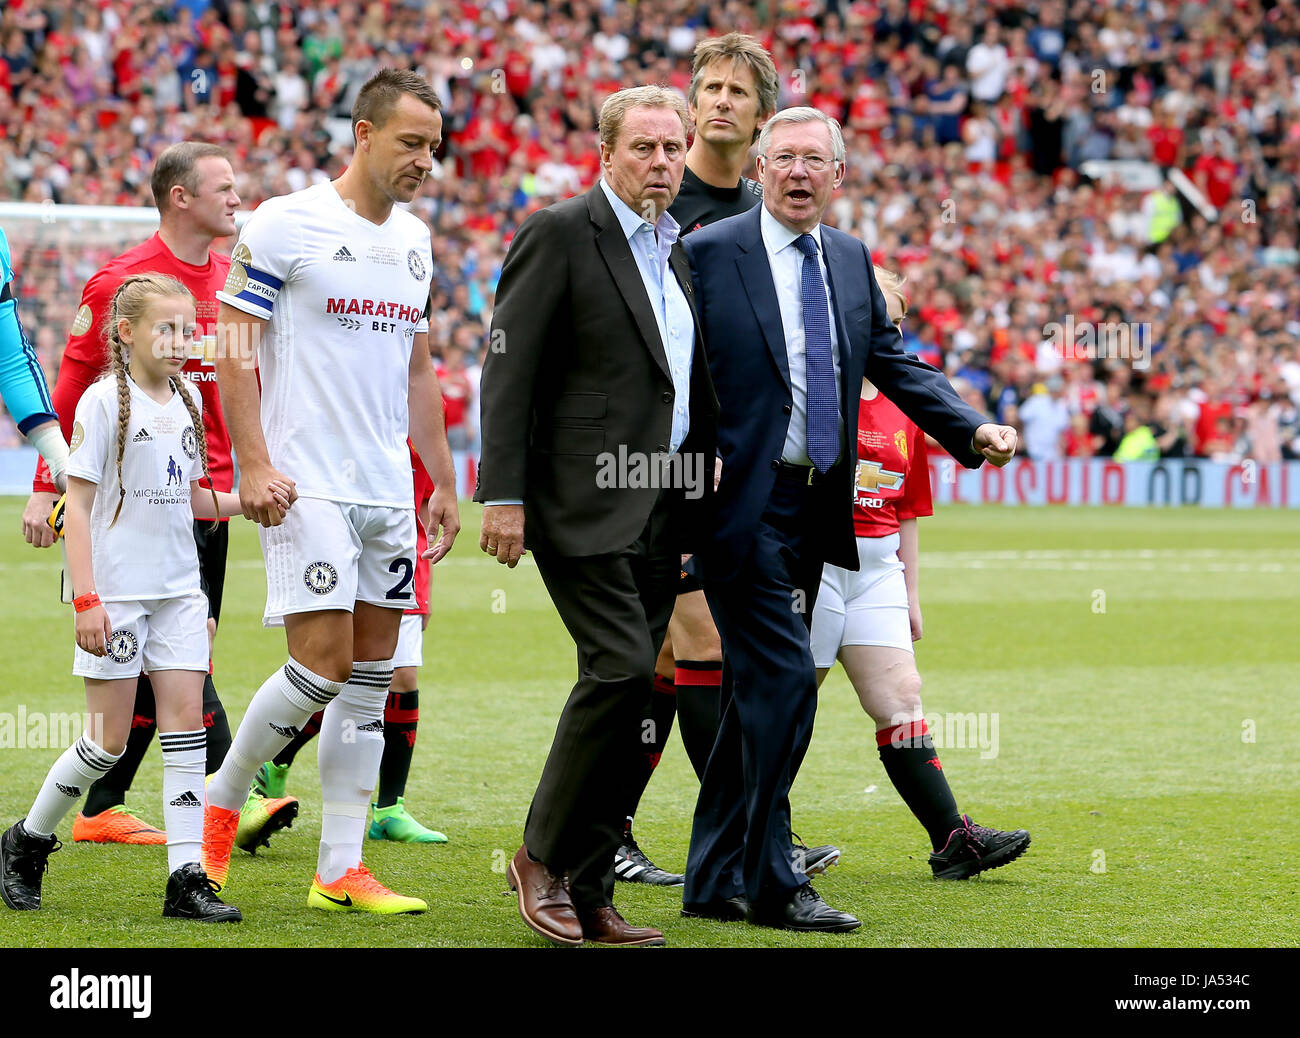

{"left": 773, "top": 460, "right": 835, "bottom": 486}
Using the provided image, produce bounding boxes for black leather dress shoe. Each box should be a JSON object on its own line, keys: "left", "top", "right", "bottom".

{"left": 680, "top": 896, "right": 749, "bottom": 922}
{"left": 750, "top": 884, "right": 861, "bottom": 933}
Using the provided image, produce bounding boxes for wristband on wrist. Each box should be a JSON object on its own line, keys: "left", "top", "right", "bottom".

{"left": 73, "top": 592, "right": 101, "bottom": 613}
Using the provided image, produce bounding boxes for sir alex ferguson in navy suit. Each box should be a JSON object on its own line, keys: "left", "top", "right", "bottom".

{"left": 680, "top": 107, "right": 1017, "bottom": 932}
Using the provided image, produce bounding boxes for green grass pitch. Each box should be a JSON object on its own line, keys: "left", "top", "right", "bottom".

{"left": 0, "top": 497, "right": 1295, "bottom": 948}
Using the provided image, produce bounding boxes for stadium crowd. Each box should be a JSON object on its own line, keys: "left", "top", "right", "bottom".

{"left": 3, "top": 0, "right": 1299, "bottom": 464}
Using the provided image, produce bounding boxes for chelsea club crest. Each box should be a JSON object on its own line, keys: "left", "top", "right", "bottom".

{"left": 304, "top": 561, "right": 339, "bottom": 595}
{"left": 107, "top": 629, "right": 139, "bottom": 664}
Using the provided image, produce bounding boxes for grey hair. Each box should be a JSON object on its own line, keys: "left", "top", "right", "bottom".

{"left": 757, "top": 106, "right": 846, "bottom": 163}
{"left": 599, "top": 86, "right": 691, "bottom": 150}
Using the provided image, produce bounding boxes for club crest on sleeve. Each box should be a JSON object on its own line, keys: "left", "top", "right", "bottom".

{"left": 304, "top": 561, "right": 339, "bottom": 595}
{"left": 224, "top": 261, "right": 247, "bottom": 296}
{"left": 407, "top": 250, "right": 427, "bottom": 281}
{"left": 71, "top": 304, "right": 93, "bottom": 336}
{"left": 70, "top": 421, "right": 85, "bottom": 453}
{"left": 107, "top": 629, "right": 139, "bottom": 664}
{"left": 181, "top": 426, "right": 198, "bottom": 459}
{"left": 225, "top": 243, "right": 252, "bottom": 294}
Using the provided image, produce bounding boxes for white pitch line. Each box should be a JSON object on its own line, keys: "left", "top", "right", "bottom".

{"left": 921, "top": 558, "right": 1299, "bottom": 573}
{"left": 923, "top": 548, "right": 1300, "bottom": 560}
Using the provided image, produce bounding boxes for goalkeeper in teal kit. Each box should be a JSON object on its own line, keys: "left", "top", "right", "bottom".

{"left": 0, "top": 228, "right": 69, "bottom": 490}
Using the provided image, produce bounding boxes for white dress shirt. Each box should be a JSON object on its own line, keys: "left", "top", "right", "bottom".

{"left": 486, "top": 183, "right": 696, "bottom": 507}
{"left": 759, "top": 204, "right": 844, "bottom": 466}
{"left": 599, "top": 178, "right": 694, "bottom": 454}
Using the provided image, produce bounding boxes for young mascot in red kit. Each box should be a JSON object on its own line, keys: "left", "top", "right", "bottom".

{"left": 808, "top": 267, "right": 1031, "bottom": 879}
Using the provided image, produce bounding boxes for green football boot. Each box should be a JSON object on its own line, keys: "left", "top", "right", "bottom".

{"left": 368, "top": 797, "right": 448, "bottom": 844}
{"left": 253, "top": 761, "right": 291, "bottom": 799}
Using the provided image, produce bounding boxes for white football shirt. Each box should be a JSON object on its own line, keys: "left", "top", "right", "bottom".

{"left": 216, "top": 181, "right": 433, "bottom": 508}
{"left": 65, "top": 376, "right": 203, "bottom": 601}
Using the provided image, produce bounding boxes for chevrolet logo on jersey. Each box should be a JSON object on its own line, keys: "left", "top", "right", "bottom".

{"left": 188, "top": 335, "right": 218, "bottom": 365}
{"left": 858, "top": 460, "right": 905, "bottom": 493}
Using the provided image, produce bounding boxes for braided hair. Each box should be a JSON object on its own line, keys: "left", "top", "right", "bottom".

{"left": 104, "top": 274, "right": 219, "bottom": 526}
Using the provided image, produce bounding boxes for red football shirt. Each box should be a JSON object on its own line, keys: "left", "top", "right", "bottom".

{"left": 35, "top": 233, "right": 234, "bottom": 496}
{"left": 435, "top": 363, "right": 469, "bottom": 430}
{"left": 853, "top": 391, "right": 933, "bottom": 539}
{"left": 406, "top": 441, "right": 435, "bottom": 617}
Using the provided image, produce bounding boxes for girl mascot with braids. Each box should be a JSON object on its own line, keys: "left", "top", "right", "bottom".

{"left": 0, "top": 274, "right": 294, "bottom": 921}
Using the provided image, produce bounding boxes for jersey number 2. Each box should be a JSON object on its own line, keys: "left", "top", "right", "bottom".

{"left": 386, "top": 558, "right": 414, "bottom": 600}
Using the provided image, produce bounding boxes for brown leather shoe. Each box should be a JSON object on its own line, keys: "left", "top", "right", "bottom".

{"left": 507, "top": 846, "right": 583, "bottom": 946}
{"left": 579, "top": 905, "right": 666, "bottom": 946}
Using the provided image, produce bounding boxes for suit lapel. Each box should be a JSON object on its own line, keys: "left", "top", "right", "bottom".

{"left": 589, "top": 187, "right": 672, "bottom": 381}
{"left": 735, "top": 206, "right": 790, "bottom": 389}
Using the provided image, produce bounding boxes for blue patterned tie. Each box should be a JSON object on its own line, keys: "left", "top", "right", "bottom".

{"left": 793, "top": 233, "right": 838, "bottom": 473}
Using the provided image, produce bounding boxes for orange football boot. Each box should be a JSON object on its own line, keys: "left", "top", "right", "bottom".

{"left": 307, "top": 865, "right": 427, "bottom": 914}
{"left": 201, "top": 802, "right": 240, "bottom": 889}
{"left": 72, "top": 805, "right": 166, "bottom": 845}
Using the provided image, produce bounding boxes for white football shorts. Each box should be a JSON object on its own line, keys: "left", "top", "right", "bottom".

{"left": 392, "top": 612, "right": 425, "bottom": 670}
{"left": 260, "top": 497, "right": 417, "bottom": 626}
{"left": 73, "top": 593, "right": 210, "bottom": 679}
{"left": 810, "top": 531, "right": 912, "bottom": 667}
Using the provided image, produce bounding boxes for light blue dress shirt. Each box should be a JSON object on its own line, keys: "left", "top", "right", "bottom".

{"left": 598, "top": 178, "right": 694, "bottom": 455}
{"left": 759, "top": 205, "right": 844, "bottom": 466}
{"left": 486, "top": 184, "right": 697, "bottom": 507}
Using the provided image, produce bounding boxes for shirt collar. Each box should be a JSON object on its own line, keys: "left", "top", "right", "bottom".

{"left": 599, "top": 178, "right": 681, "bottom": 247}
{"left": 760, "top": 203, "right": 822, "bottom": 257}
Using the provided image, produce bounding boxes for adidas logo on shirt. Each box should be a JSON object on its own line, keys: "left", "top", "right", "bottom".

{"left": 169, "top": 791, "right": 202, "bottom": 807}
{"left": 132, "top": 428, "right": 153, "bottom": 442}
{"left": 333, "top": 246, "right": 356, "bottom": 262}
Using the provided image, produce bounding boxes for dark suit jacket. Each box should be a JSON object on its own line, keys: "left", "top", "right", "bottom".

{"left": 475, "top": 184, "right": 719, "bottom": 557}
{"left": 682, "top": 204, "right": 988, "bottom": 582}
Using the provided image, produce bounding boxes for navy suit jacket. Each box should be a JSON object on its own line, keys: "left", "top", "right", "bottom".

{"left": 682, "top": 204, "right": 988, "bottom": 582}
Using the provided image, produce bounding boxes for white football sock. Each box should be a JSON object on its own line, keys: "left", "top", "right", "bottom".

{"left": 26, "top": 735, "right": 122, "bottom": 837}
{"left": 159, "top": 729, "right": 206, "bottom": 873}
{"left": 206, "top": 659, "right": 342, "bottom": 811}
{"left": 316, "top": 660, "right": 392, "bottom": 883}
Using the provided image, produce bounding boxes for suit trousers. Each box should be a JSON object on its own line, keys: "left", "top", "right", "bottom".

{"left": 525, "top": 490, "right": 680, "bottom": 912}
{"left": 685, "top": 475, "right": 827, "bottom": 908}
